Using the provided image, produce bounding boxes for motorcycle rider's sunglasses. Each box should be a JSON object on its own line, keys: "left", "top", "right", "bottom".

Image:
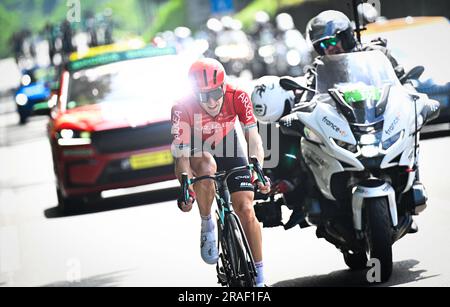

{"left": 318, "top": 36, "right": 339, "bottom": 50}
{"left": 198, "top": 86, "right": 224, "bottom": 103}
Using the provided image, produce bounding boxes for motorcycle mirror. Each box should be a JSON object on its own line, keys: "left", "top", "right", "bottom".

{"left": 279, "top": 77, "right": 316, "bottom": 94}
{"left": 400, "top": 66, "right": 425, "bottom": 83}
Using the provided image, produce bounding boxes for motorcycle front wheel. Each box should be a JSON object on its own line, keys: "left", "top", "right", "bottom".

{"left": 365, "top": 197, "right": 394, "bottom": 282}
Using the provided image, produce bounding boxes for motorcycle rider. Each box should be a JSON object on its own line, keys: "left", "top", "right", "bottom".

{"left": 304, "top": 10, "right": 405, "bottom": 97}
{"left": 171, "top": 58, "right": 271, "bottom": 286}
{"left": 253, "top": 10, "right": 439, "bottom": 232}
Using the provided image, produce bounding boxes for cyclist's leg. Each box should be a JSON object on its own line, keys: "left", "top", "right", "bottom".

{"left": 230, "top": 191, "right": 262, "bottom": 262}
{"left": 216, "top": 155, "right": 262, "bottom": 262}
{"left": 231, "top": 189, "right": 265, "bottom": 286}
{"left": 190, "top": 151, "right": 217, "bottom": 217}
{"left": 190, "top": 151, "right": 219, "bottom": 265}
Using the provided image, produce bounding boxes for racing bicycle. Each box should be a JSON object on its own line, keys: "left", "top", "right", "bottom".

{"left": 180, "top": 157, "right": 267, "bottom": 287}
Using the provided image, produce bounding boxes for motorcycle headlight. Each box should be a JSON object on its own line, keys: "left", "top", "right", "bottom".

{"left": 56, "top": 129, "right": 91, "bottom": 146}
{"left": 333, "top": 139, "right": 358, "bottom": 153}
{"left": 359, "top": 133, "right": 378, "bottom": 145}
{"left": 360, "top": 145, "right": 379, "bottom": 158}
{"left": 358, "top": 132, "right": 382, "bottom": 158}
{"left": 304, "top": 127, "right": 323, "bottom": 144}
{"left": 382, "top": 130, "right": 404, "bottom": 150}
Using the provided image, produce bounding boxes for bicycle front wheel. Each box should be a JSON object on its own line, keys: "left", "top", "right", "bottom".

{"left": 224, "top": 213, "right": 256, "bottom": 287}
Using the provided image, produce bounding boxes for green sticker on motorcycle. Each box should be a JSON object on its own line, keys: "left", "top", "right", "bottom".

{"left": 342, "top": 86, "right": 381, "bottom": 105}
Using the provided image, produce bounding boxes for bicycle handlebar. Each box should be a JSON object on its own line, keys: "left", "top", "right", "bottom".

{"left": 249, "top": 156, "right": 267, "bottom": 186}
{"left": 180, "top": 156, "right": 267, "bottom": 204}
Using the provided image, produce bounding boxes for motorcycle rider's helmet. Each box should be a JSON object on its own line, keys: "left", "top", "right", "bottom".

{"left": 188, "top": 58, "right": 226, "bottom": 93}
{"left": 174, "top": 26, "right": 192, "bottom": 40}
{"left": 251, "top": 76, "right": 295, "bottom": 124}
{"left": 206, "top": 18, "right": 223, "bottom": 33}
{"left": 306, "top": 10, "right": 356, "bottom": 56}
{"left": 276, "top": 13, "right": 295, "bottom": 32}
{"left": 255, "top": 11, "right": 270, "bottom": 25}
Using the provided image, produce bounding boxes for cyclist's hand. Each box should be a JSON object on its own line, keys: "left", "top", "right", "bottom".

{"left": 256, "top": 176, "right": 271, "bottom": 195}
{"left": 177, "top": 188, "right": 195, "bottom": 212}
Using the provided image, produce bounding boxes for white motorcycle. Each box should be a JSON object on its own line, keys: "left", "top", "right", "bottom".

{"left": 274, "top": 50, "right": 439, "bottom": 282}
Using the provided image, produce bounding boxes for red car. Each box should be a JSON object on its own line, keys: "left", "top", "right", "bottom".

{"left": 48, "top": 47, "right": 192, "bottom": 213}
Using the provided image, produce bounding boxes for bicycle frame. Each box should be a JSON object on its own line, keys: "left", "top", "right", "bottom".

{"left": 214, "top": 173, "right": 257, "bottom": 286}
{"left": 180, "top": 157, "right": 266, "bottom": 287}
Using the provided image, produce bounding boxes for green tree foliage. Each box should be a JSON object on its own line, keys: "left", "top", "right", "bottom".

{"left": 0, "top": 0, "right": 149, "bottom": 58}
{"left": 0, "top": 3, "right": 20, "bottom": 58}
{"left": 235, "top": 0, "right": 306, "bottom": 29}
{"left": 144, "top": 0, "right": 186, "bottom": 41}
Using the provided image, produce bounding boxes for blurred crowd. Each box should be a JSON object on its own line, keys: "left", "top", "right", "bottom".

{"left": 151, "top": 11, "right": 313, "bottom": 79}
{"left": 9, "top": 9, "right": 314, "bottom": 80}
{"left": 9, "top": 8, "right": 115, "bottom": 70}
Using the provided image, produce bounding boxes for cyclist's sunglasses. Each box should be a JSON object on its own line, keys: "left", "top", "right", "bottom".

{"left": 198, "top": 86, "right": 224, "bottom": 103}
{"left": 318, "top": 36, "right": 340, "bottom": 50}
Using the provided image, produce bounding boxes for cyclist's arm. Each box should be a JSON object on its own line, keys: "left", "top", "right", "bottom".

{"left": 244, "top": 126, "right": 265, "bottom": 168}
{"left": 245, "top": 126, "right": 270, "bottom": 193}
{"left": 174, "top": 157, "right": 193, "bottom": 184}
{"left": 171, "top": 103, "right": 193, "bottom": 184}
{"left": 171, "top": 105, "right": 196, "bottom": 208}
{"left": 234, "top": 89, "right": 264, "bottom": 166}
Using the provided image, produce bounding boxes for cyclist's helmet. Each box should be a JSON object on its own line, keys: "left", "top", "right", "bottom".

{"left": 306, "top": 10, "right": 356, "bottom": 55}
{"left": 188, "top": 58, "right": 226, "bottom": 92}
{"left": 251, "top": 76, "right": 295, "bottom": 124}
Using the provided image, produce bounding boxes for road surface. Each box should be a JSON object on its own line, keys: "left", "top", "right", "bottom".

{"left": 0, "top": 96, "right": 449, "bottom": 287}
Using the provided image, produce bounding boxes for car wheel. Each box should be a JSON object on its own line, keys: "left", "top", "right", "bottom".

{"left": 19, "top": 113, "right": 28, "bottom": 125}
{"left": 57, "top": 188, "right": 84, "bottom": 215}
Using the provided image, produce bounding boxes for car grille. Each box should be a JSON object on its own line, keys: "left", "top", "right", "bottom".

{"left": 98, "top": 164, "right": 175, "bottom": 185}
{"left": 92, "top": 121, "right": 172, "bottom": 154}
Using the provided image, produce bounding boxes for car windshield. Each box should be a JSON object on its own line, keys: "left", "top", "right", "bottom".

{"left": 66, "top": 55, "right": 191, "bottom": 110}
{"left": 316, "top": 51, "right": 400, "bottom": 124}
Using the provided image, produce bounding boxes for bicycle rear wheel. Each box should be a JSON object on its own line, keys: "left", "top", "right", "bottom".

{"left": 223, "top": 213, "right": 256, "bottom": 287}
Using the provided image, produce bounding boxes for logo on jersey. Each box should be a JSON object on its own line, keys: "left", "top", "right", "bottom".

{"left": 238, "top": 92, "right": 254, "bottom": 124}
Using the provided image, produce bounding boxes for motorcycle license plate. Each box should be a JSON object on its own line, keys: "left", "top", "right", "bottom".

{"left": 129, "top": 150, "right": 173, "bottom": 170}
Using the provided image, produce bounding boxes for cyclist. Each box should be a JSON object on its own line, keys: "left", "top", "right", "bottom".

{"left": 171, "top": 58, "right": 270, "bottom": 287}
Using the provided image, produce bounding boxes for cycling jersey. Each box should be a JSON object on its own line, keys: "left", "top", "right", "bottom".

{"left": 171, "top": 83, "right": 257, "bottom": 193}
{"left": 171, "top": 83, "right": 257, "bottom": 157}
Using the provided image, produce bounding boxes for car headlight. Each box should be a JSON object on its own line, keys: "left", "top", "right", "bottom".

{"left": 21, "top": 75, "right": 31, "bottom": 86}
{"left": 304, "top": 127, "right": 323, "bottom": 144}
{"left": 382, "top": 130, "right": 404, "bottom": 150}
{"left": 15, "top": 94, "right": 28, "bottom": 106}
{"left": 56, "top": 129, "right": 92, "bottom": 146}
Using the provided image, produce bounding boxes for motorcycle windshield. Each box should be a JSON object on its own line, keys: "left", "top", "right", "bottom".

{"left": 316, "top": 51, "right": 400, "bottom": 124}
